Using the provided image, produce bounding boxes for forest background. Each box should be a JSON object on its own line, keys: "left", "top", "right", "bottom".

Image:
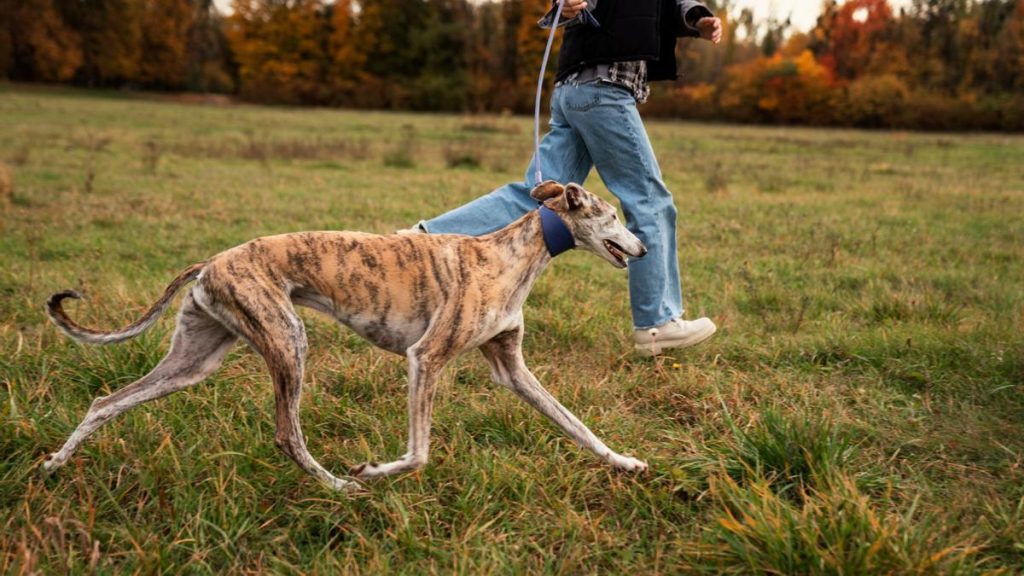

{"left": 1, "top": 0, "right": 1022, "bottom": 130}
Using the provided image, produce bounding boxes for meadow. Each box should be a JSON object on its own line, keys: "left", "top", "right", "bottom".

{"left": 1, "top": 84, "right": 1022, "bottom": 574}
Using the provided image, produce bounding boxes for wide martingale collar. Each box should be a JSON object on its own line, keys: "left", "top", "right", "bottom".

{"left": 538, "top": 205, "right": 576, "bottom": 257}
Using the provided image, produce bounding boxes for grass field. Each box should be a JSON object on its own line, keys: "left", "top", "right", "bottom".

{"left": 1, "top": 84, "right": 1023, "bottom": 574}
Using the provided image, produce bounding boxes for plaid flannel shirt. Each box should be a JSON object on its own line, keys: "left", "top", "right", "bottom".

{"left": 538, "top": 0, "right": 712, "bottom": 103}
{"left": 561, "top": 62, "right": 651, "bottom": 103}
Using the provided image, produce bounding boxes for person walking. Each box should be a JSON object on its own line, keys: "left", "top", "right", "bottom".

{"left": 409, "top": 0, "right": 723, "bottom": 356}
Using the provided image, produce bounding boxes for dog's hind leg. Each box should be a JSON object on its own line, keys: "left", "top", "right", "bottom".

{"left": 43, "top": 293, "right": 237, "bottom": 472}
{"left": 479, "top": 327, "right": 648, "bottom": 473}
{"left": 246, "top": 307, "right": 358, "bottom": 492}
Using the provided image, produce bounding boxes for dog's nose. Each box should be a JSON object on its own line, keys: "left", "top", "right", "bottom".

{"left": 637, "top": 244, "right": 648, "bottom": 258}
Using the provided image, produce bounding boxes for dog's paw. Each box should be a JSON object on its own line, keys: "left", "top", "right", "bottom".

{"left": 611, "top": 455, "right": 648, "bottom": 474}
{"left": 322, "top": 475, "right": 364, "bottom": 493}
{"left": 41, "top": 454, "right": 65, "bottom": 474}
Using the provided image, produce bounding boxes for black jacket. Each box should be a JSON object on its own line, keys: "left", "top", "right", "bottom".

{"left": 544, "top": 0, "right": 714, "bottom": 82}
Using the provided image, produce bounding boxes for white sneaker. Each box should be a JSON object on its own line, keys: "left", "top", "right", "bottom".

{"left": 633, "top": 317, "right": 716, "bottom": 356}
{"left": 396, "top": 224, "right": 426, "bottom": 235}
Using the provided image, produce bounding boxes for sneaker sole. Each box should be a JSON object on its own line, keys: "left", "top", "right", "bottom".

{"left": 634, "top": 324, "right": 717, "bottom": 357}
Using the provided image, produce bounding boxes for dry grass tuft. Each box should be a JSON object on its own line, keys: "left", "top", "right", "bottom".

{"left": 0, "top": 161, "right": 12, "bottom": 204}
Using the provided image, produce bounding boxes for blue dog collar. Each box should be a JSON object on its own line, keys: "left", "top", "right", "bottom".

{"left": 538, "top": 205, "right": 575, "bottom": 257}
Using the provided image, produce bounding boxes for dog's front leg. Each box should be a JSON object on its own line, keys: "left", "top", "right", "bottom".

{"left": 481, "top": 330, "right": 647, "bottom": 473}
{"left": 351, "top": 347, "right": 446, "bottom": 480}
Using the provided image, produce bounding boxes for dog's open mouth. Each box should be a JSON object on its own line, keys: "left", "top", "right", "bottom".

{"left": 603, "top": 239, "right": 628, "bottom": 268}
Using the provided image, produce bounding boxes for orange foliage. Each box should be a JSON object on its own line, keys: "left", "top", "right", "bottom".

{"left": 13, "top": 0, "right": 83, "bottom": 82}
{"left": 227, "top": 0, "right": 328, "bottom": 104}
{"left": 515, "top": 0, "right": 560, "bottom": 111}
{"left": 323, "top": 0, "right": 369, "bottom": 103}
{"left": 673, "top": 82, "right": 717, "bottom": 118}
{"left": 719, "top": 50, "right": 836, "bottom": 124}
{"left": 816, "top": 0, "right": 907, "bottom": 81}
{"left": 327, "top": 1, "right": 365, "bottom": 78}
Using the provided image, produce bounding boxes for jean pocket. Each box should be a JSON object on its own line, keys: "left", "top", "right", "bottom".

{"left": 563, "top": 86, "right": 603, "bottom": 112}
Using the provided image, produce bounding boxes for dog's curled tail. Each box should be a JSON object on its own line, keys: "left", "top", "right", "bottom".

{"left": 47, "top": 262, "right": 206, "bottom": 345}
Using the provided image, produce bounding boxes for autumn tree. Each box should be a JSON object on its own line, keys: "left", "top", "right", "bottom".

{"left": 227, "top": 0, "right": 328, "bottom": 104}
{"left": 138, "top": 0, "right": 193, "bottom": 88}
{"left": 408, "top": 0, "right": 473, "bottom": 110}
{"left": 811, "top": 0, "right": 899, "bottom": 80}
{"left": 465, "top": 0, "right": 517, "bottom": 111}
{"left": 59, "top": 0, "right": 143, "bottom": 86}
{"left": 5, "top": 0, "right": 83, "bottom": 82}
{"left": 187, "top": 0, "right": 235, "bottom": 93}
{"left": 324, "top": 0, "right": 364, "bottom": 102}
{"left": 718, "top": 49, "right": 836, "bottom": 124}
{"left": 514, "top": 0, "right": 558, "bottom": 112}
{"left": 959, "top": 0, "right": 1024, "bottom": 93}
{"left": 995, "top": 0, "right": 1024, "bottom": 92}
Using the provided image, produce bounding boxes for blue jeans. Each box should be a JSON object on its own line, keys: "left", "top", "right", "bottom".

{"left": 420, "top": 82, "right": 683, "bottom": 329}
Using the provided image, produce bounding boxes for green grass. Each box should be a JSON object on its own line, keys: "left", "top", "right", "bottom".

{"left": 1, "top": 84, "right": 1023, "bottom": 573}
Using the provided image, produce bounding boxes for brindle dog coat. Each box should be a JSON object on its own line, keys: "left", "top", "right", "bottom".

{"left": 43, "top": 181, "right": 648, "bottom": 491}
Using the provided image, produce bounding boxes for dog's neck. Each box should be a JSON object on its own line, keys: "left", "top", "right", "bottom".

{"left": 485, "top": 209, "right": 562, "bottom": 303}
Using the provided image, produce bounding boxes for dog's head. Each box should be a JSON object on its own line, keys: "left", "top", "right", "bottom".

{"left": 530, "top": 181, "right": 647, "bottom": 269}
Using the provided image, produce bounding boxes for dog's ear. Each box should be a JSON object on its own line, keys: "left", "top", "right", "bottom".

{"left": 565, "top": 183, "right": 586, "bottom": 211}
{"left": 529, "top": 180, "right": 565, "bottom": 202}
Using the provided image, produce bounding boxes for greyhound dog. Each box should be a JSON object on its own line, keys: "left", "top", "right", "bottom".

{"left": 43, "top": 181, "right": 649, "bottom": 491}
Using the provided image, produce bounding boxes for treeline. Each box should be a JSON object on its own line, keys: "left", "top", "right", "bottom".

{"left": 661, "top": 0, "right": 1024, "bottom": 130}
{"left": 1, "top": 0, "right": 1022, "bottom": 130}
{"left": 0, "top": 0, "right": 554, "bottom": 112}
{"left": 0, "top": 0, "right": 234, "bottom": 93}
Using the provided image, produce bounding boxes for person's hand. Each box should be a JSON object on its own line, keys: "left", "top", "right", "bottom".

{"left": 560, "top": 0, "right": 588, "bottom": 19}
{"left": 696, "top": 17, "right": 723, "bottom": 44}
